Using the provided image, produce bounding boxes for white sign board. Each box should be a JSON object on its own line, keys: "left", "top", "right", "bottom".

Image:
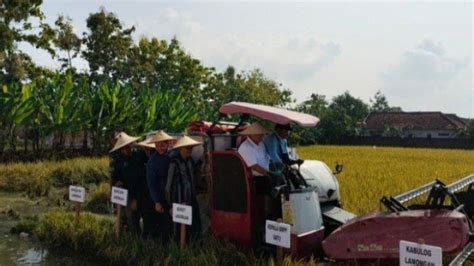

{"left": 172, "top": 203, "right": 192, "bottom": 225}
{"left": 111, "top": 187, "right": 128, "bottom": 206}
{"left": 265, "top": 220, "right": 291, "bottom": 249}
{"left": 400, "top": 240, "right": 442, "bottom": 266}
{"left": 68, "top": 185, "right": 85, "bottom": 203}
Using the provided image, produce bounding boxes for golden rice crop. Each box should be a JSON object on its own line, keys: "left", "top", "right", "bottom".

{"left": 298, "top": 145, "right": 474, "bottom": 215}
{"left": 2, "top": 146, "right": 473, "bottom": 214}
{"left": 0, "top": 157, "right": 109, "bottom": 196}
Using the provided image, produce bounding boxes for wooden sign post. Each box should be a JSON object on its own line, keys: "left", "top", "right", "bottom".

{"left": 172, "top": 203, "right": 192, "bottom": 249}
{"left": 265, "top": 219, "right": 291, "bottom": 266}
{"left": 111, "top": 186, "right": 128, "bottom": 240}
{"left": 69, "top": 185, "right": 86, "bottom": 224}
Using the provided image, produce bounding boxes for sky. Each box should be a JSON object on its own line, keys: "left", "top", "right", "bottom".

{"left": 24, "top": 1, "right": 473, "bottom": 117}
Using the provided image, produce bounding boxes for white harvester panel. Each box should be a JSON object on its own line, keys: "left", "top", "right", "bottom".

{"left": 299, "top": 160, "right": 340, "bottom": 203}
{"left": 289, "top": 189, "right": 324, "bottom": 235}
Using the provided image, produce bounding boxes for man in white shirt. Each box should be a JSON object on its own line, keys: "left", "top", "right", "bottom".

{"left": 238, "top": 122, "right": 282, "bottom": 220}
{"left": 238, "top": 122, "right": 271, "bottom": 176}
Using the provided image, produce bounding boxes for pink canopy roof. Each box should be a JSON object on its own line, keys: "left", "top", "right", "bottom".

{"left": 219, "top": 102, "right": 320, "bottom": 128}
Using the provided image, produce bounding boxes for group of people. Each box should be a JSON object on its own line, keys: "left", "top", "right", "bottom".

{"left": 108, "top": 121, "right": 301, "bottom": 241}
{"left": 109, "top": 131, "right": 202, "bottom": 241}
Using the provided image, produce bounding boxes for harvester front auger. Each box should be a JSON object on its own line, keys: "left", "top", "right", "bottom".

{"left": 380, "top": 174, "right": 474, "bottom": 265}
{"left": 381, "top": 174, "right": 474, "bottom": 221}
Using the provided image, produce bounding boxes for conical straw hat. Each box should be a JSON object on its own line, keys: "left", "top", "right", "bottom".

{"left": 137, "top": 138, "right": 155, "bottom": 149}
{"left": 172, "top": 135, "right": 202, "bottom": 149}
{"left": 109, "top": 132, "right": 139, "bottom": 153}
{"left": 147, "top": 130, "right": 174, "bottom": 143}
{"left": 239, "top": 122, "right": 270, "bottom": 135}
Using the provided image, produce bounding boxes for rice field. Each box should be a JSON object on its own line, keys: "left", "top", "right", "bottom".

{"left": 1, "top": 145, "right": 473, "bottom": 264}
{"left": 1, "top": 145, "right": 473, "bottom": 215}
{"left": 298, "top": 145, "right": 474, "bottom": 215}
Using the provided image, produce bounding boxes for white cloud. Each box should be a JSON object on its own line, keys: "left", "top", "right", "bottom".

{"left": 381, "top": 39, "right": 472, "bottom": 117}
{"left": 130, "top": 8, "right": 341, "bottom": 84}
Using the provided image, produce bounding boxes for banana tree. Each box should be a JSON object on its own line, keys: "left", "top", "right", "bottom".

{"left": 135, "top": 88, "right": 199, "bottom": 134}
{"left": 0, "top": 83, "right": 37, "bottom": 153}
{"left": 35, "top": 73, "right": 82, "bottom": 150}
{"left": 83, "top": 82, "right": 138, "bottom": 152}
{"left": 154, "top": 90, "right": 199, "bottom": 132}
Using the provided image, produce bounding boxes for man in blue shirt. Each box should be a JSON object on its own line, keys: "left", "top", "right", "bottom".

{"left": 264, "top": 124, "right": 304, "bottom": 166}
{"left": 146, "top": 130, "right": 174, "bottom": 242}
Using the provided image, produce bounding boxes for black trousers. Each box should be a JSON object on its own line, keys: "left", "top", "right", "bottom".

{"left": 252, "top": 175, "right": 282, "bottom": 220}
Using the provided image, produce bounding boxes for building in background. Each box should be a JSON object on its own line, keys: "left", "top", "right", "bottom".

{"left": 362, "top": 112, "right": 467, "bottom": 139}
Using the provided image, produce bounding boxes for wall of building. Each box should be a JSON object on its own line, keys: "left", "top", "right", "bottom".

{"left": 402, "top": 130, "right": 458, "bottom": 139}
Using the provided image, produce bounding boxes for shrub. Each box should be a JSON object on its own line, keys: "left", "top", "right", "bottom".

{"left": 0, "top": 157, "right": 109, "bottom": 196}
{"left": 85, "top": 182, "right": 111, "bottom": 214}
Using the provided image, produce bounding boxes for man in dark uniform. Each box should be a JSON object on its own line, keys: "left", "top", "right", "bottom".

{"left": 136, "top": 138, "right": 157, "bottom": 239}
{"left": 146, "top": 130, "right": 175, "bottom": 242}
{"left": 109, "top": 132, "right": 142, "bottom": 235}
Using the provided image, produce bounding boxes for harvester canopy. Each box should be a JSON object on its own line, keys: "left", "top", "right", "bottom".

{"left": 219, "top": 102, "right": 320, "bottom": 128}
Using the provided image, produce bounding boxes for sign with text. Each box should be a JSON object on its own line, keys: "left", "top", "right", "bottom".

{"left": 172, "top": 203, "right": 192, "bottom": 225}
{"left": 400, "top": 240, "right": 442, "bottom": 266}
{"left": 265, "top": 220, "right": 291, "bottom": 249}
{"left": 68, "top": 185, "right": 85, "bottom": 203}
{"left": 111, "top": 187, "right": 128, "bottom": 206}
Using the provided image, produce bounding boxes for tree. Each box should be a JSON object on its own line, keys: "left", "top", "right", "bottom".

{"left": 460, "top": 119, "right": 474, "bottom": 140}
{"left": 370, "top": 90, "right": 402, "bottom": 113}
{"left": 204, "top": 66, "right": 292, "bottom": 116}
{"left": 0, "top": 0, "right": 55, "bottom": 84}
{"left": 35, "top": 72, "right": 83, "bottom": 149}
{"left": 53, "top": 15, "right": 81, "bottom": 70}
{"left": 291, "top": 94, "right": 328, "bottom": 145}
{"left": 370, "top": 91, "right": 389, "bottom": 112}
{"left": 0, "top": 83, "right": 36, "bottom": 153}
{"left": 296, "top": 93, "right": 328, "bottom": 117}
{"left": 330, "top": 91, "right": 369, "bottom": 135}
{"left": 82, "top": 8, "right": 134, "bottom": 84}
{"left": 126, "top": 37, "right": 166, "bottom": 88}
{"left": 318, "top": 105, "right": 352, "bottom": 143}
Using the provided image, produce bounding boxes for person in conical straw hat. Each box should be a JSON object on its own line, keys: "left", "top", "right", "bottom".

{"left": 145, "top": 130, "right": 175, "bottom": 242}
{"left": 239, "top": 123, "right": 284, "bottom": 220}
{"left": 238, "top": 122, "right": 271, "bottom": 177}
{"left": 137, "top": 137, "right": 155, "bottom": 157}
{"left": 165, "top": 135, "right": 203, "bottom": 240}
{"left": 134, "top": 135, "right": 159, "bottom": 240}
{"left": 109, "top": 132, "right": 142, "bottom": 235}
{"left": 109, "top": 132, "right": 140, "bottom": 154}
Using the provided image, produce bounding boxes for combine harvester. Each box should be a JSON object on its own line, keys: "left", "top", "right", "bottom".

{"left": 188, "top": 102, "right": 474, "bottom": 265}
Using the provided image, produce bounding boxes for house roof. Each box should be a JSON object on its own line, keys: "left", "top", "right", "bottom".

{"left": 364, "top": 112, "right": 467, "bottom": 131}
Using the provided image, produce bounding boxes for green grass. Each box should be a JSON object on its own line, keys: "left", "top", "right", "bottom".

{"left": 13, "top": 211, "right": 316, "bottom": 265}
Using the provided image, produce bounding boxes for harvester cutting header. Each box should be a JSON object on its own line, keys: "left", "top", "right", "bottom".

{"left": 185, "top": 101, "right": 474, "bottom": 264}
